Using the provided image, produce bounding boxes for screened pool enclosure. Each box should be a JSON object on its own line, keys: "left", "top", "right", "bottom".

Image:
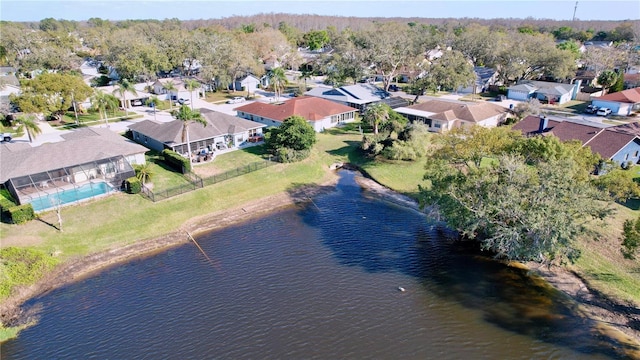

{"left": 6, "top": 155, "right": 136, "bottom": 212}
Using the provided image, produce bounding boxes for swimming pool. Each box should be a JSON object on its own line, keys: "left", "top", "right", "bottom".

{"left": 28, "top": 182, "right": 114, "bottom": 212}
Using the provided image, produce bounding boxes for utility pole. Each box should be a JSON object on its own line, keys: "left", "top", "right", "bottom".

{"left": 572, "top": 1, "right": 578, "bottom": 21}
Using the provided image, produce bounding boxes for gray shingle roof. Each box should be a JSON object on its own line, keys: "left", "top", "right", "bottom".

{"left": 305, "top": 83, "right": 390, "bottom": 105}
{"left": 128, "top": 109, "right": 265, "bottom": 146}
{"left": 0, "top": 127, "right": 148, "bottom": 183}
{"left": 396, "top": 99, "right": 508, "bottom": 123}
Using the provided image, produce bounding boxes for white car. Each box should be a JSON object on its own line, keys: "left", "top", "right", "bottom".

{"left": 596, "top": 107, "right": 611, "bottom": 116}
{"left": 132, "top": 100, "right": 143, "bottom": 106}
{"left": 227, "top": 96, "right": 246, "bottom": 104}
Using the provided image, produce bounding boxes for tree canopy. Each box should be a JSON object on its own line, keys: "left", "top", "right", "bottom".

{"left": 420, "top": 126, "right": 613, "bottom": 264}
{"left": 10, "top": 72, "right": 92, "bottom": 120}
{"left": 266, "top": 115, "right": 316, "bottom": 162}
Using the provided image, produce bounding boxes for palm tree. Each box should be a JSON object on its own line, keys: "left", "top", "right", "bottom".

{"left": 112, "top": 79, "right": 137, "bottom": 117}
{"left": 134, "top": 163, "right": 154, "bottom": 185}
{"left": 147, "top": 95, "right": 160, "bottom": 121}
{"left": 300, "top": 68, "right": 313, "bottom": 87}
{"left": 268, "top": 67, "right": 288, "bottom": 101}
{"left": 173, "top": 105, "right": 207, "bottom": 160}
{"left": 363, "top": 103, "right": 389, "bottom": 135}
{"left": 91, "top": 90, "right": 119, "bottom": 127}
{"left": 183, "top": 79, "right": 200, "bottom": 110}
{"left": 163, "top": 80, "right": 177, "bottom": 111}
{"left": 15, "top": 114, "right": 42, "bottom": 143}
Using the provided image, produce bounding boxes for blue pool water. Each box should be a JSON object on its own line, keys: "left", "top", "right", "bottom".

{"left": 28, "top": 182, "right": 113, "bottom": 212}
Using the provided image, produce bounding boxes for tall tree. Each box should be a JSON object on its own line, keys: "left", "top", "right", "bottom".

{"left": 363, "top": 102, "right": 390, "bottom": 135}
{"left": 163, "top": 80, "right": 178, "bottom": 111}
{"left": 14, "top": 114, "right": 42, "bottom": 143}
{"left": 112, "top": 79, "right": 137, "bottom": 116}
{"left": 10, "top": 72, "right": 92, "bottom": 121}
{"left": 421, "top": 154, "right": 613, "bottom": 264}
{"left": 353, "top": 23, "right": 421, "bottom": 91}
{"left": 91, "top": 90, "right": 119, "bottom": 127}
{"left": 268, "top": 67, "right": 288, "bottom": 100}
{"left": 597, "top": 70, "right": 618, "bottom": 94}
{"left": 173, "top": 105, "right": 206, "bottom": 160}
{"left": 183, "top": 79, "right": 200, "bottom": 110}
{"left": 428, "top": 50, "right": 476, "bottom": 93}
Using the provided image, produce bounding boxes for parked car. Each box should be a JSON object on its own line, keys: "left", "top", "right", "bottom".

{"left": 132, "top": 100, "right": 143, "bottom": 106}
{"left": 388, "top": 84, "right": 399, "bottom": 92}
{"left": 596, "top": 107, "right": 611, "bottom": 116}
{"left": 495, "top": 94, "right": 506, "bottom": 102}
{"left": 178, "top": 98, "right": 190, "bottom": 105}
{"left": 584, "top": 105, "right": 599, "bottom": 114}
{"left": 1, "top": 133, "right": 12, "bottom": 142}
{"left": 227, "top": 96, "right": 246, "bottom": 104}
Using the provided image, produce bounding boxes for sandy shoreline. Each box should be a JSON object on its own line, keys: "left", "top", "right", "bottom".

{"left": 1, "top": 172, "right": 639, "bottom": 356}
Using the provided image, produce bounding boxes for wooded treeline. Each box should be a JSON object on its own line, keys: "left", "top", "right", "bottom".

{"left": 0, "top": 14, "right": 637, "bottom": 105}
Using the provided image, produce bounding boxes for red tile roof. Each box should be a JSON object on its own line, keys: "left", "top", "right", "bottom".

{"left": 234, "top": 96, "right": 355, "bottom": 122}
{"left": 596, "top": 87, "right": 640, "bottom": 103}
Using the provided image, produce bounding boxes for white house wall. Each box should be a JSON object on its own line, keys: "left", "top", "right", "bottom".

{"left": 591, "top": 99, "right": 625, "bottom": 115}
{"left": 508, "top": 90, "right": 530, "bottom": 101}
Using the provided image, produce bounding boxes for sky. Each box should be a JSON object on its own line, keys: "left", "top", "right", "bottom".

{"left": 1, "top": 0, "right": 638, "bottom": 22}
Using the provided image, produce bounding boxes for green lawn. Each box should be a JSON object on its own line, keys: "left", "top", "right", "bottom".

{"left": 204, "top": 90, "right": 257, "bottom": 104}
{"left": 144, "top": 152, "right": 194, "bottom": 191}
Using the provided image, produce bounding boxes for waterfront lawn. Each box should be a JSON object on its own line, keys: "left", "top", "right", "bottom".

{"left": 573, "top": 201, "right": 640, "bottom": 306}
{"left": 0, "top": 130, "right": 362, "bottom": 265}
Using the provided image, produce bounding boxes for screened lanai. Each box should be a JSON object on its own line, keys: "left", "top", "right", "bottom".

{"left": 6, "top": 155, "right": 135, "bottom": 212}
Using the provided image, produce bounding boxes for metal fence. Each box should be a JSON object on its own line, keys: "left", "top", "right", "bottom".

{"left": 140, "top": 157, "right": 278, "bottom": 202}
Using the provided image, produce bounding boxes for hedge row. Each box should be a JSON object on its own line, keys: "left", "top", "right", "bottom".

{"left": 0, "top": 190, "right": 35, "bottom": 224}
{"left": 162, "top": 149, "right": 191, "bottom": 174}
{"left": 124, "top": 177, "right": 142, "bottom": 194}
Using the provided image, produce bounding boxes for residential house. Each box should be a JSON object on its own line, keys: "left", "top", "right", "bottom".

{"left": 623, "top": 73, "right": 640, "bottom": 90}
{"left": 98, "top": 85, "right": 152, "bottom": 109}
{"left": 512, "top": 115, "right": 640, "bottom": 167}
{"left": 591, "top": 87, "right": 640, "bottom": 116}
{"left": 151, "top": 77, "right": 203, "bottom": 102}
{"left": 0, "top": 127, "right": 147, "bottom": 212}
{"left": 128, "top": 108, "right": 266, "bottom": 158}
{"left": 0, "top": 67, "right": 20, "bottom": 109}
{"left": 234, "top": 96, "right": 357, "bottom": 132}
{"left": 232, "top": 75, "right": 261, "bottom": 95}
{"left": 507, "top": 80, "right": 579, "bottom": 104}
{"left": 457, "top": 66, "right": 500, "bottom": 94}
{"left": 305, "top": 83, "right": 407, "bottom": 113}
{"left": 395, "top": 99, "right": 510, "bottom": 133}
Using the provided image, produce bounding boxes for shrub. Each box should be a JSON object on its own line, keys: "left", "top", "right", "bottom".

{"left": 0, "top": 247, "right": 59, "bottom": 299}
{"left": 275, "top": 147, "right": 311, "bottom": 163}
{"left": 7, "top": 204, "right": 35, "bottom": 224}
{"left": 125, "top": 177, "right": 142, "bottom": 194}
{"left": 162, "top": 149, "right": 191, "bottom": 173}
{"left": 0, "top": 190, "right": 16, "bottom": 212}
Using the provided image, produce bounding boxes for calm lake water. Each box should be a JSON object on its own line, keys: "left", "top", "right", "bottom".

{"left": 1, "top": 171, "right": 629, "bottom": 359}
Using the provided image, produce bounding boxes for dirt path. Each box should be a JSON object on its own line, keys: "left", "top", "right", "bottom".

{"left": 1, "top": 171, "right": 639, "bottom": 357}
